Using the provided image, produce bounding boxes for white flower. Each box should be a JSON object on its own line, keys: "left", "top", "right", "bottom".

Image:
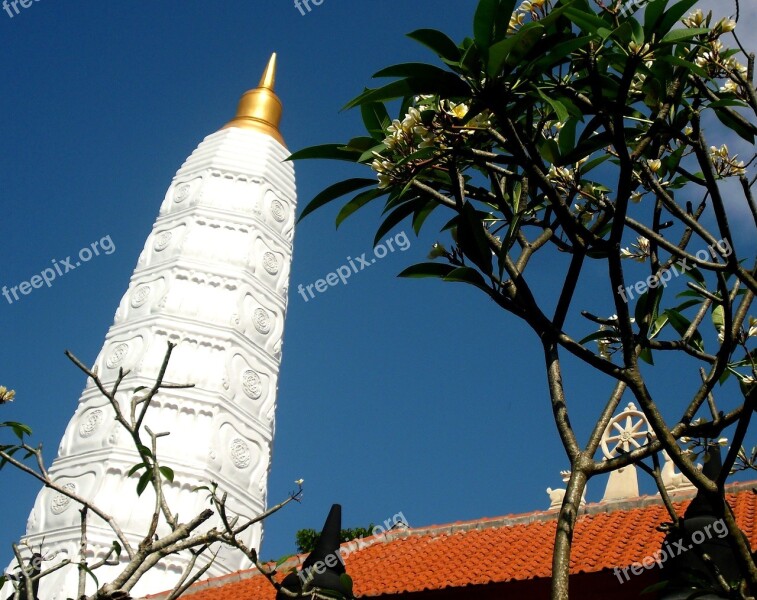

{"left": 717, "top": 438, "right": 729, "bottom": 446}
{"left": 717, "top": 326, "right": 725, "bottom": 343}
{"left": 720, "top": 80, "right": 739, "bottom": 94}
{"left": 0, "top": 386, "right": 15, "bottom": 404}
{"left": 631, "top": 191, "right": 643, "bottom": 203}
{"left": 295, "top": 478, "right": 304, "bottom": 486}
{"left": 748, "top": 316, "right": 757, "bottom": 338}
{"left": 715, "top": 17, "right": 737, "bottom": 33}
{"left": 647, "top": 159, "right": 662, "bottom": 173}
{"left": 682, "top": 9, "right": 705, "bottom": 28}
{"left": 597, "top": 338, "right": 611, "bottom": 360}
{"left": 401, "top": 107, "right": 422, "bottom": 133}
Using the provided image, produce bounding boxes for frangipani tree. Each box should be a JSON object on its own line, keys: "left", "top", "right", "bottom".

{"left": 291, "top": 0, "right": 757, "bottom": 597}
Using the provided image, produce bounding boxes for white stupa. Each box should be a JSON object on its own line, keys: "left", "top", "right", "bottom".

{"left": 3, "top": 54, "right": 296, "bottom": 599}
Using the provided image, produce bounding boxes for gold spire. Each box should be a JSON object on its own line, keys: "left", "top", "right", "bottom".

{"left": 221, "top": 53, "right": 284, "bottom": 145}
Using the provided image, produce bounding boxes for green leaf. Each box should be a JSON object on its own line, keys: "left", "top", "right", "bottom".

{"left": 412, "top": 199, "right": 439, "bottom": 235}
{"left": 558, "top": 117, "right": 578, "bottom": 158}
{"left": 7, "top": 422, "right": 32, "bottom": 441}
{"left": 82, "top": 563, "right": 99, "bottom": 588}
{"left": 660, "top": 27, "right": 709, "bottom": 44}
{"left": 457, "top": 201, "right": 493, "bottom": 274}
{"left": 664, "top": 309, "right": 704, "bottom": 350}
{"left": 136, "top": 471, "right": 152, "bottom": 496}
{"left": 657, "top": 54, "right": 708, "bottom": 78}
{"left": 643, "top": 0, "right": 670, "bottom": 34}
{"left": 538, "top": 90, "right": 569, "bottom": 122}
{"left": 488, "top": 23, "right": 545, "bottom": 75}
{"left": 712, "top": 106, "right": 756, "bottom": 143}
{"left": 373, "top": 200, "right": 424, "bottom": 246}
{"left": 639, "top": 346, "right": 655, "bottom": 365}
{"left": 373, "top": 63, "right": 455, "bottom": 81}
{"left": 344, "top": 74, "right": 468, "bottom": 110}
{"left": 299, "top": 178, "right": 376, "bottom": 222}
{"left": 398, "top": 263, "right": 456, "bottom": 279}
{"left": 580, "top": 154, "right": 610, "bottom": 174}
{"left": 128, "top": 462, "right": 146, "bottom": 477}
{"left": 474, "top": 0, "right": 500, "bottom": 51}
{"left": 443, "top": 266, "right": 491, "bottom": 292}
{"left": 335, "top": 188, "right": 387, "bottom": 228}
{"left": 406, "top": 29, "right": 461, "bottom": 63}
{"left": 533, "top": 35, "right": 593, "bottom": 71}
{"left": 579, "top": 330, "right": 619, "bottom": 345}
{"left": 564, "top": 6, "right": 608, "bottom": 34}
{"left": 159, "top": 466, "right": 175, "bottom": 482}
{"left": 657, "top": 0, "right": 701, "bottom": 38}
{"left": 287, "top": 144, "right": 362, "bottom": 162}
{"left": 137, "top": 444, "right": 153, "bottom": 459}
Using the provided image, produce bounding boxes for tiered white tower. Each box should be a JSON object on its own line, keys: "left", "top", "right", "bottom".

{"left": 5, "top": 54, "right": 295, "bottom": 599}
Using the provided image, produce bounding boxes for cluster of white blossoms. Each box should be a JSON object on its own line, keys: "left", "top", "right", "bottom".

{"left": 371, "top": 97, "right": 492, "bottom": 189}
{"left": 594, "top": 315, "right": 635, "bottom": 360}
{"left": 708, "top": 144, "right": 746, "bottom": 177}
{"left": 682, "top": 9, "right": 736, "bottom": 33}
{"left": 620, "top": 235, "right": 650, "bottom": 262}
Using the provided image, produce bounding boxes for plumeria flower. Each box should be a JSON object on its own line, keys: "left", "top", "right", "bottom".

{"left": 748, "top": 316, "right": 757, "bottom": 338}
{"left": 597, "top": 337, "right": 611, "bottom": 360}
{"left": 630, "top": 191, "right": 644, "bottom": 203}
{"left": 682, "top": 9, "right": 706, "bottom": 28}
{"left": 509, "top": 11, "right": 526, "bottom": 32}
{"left": 720, "top": 80, "right": 739, "bottom": 94}
{"left": 620, "top": 236, "right": 650, "bottom": 262}
{"left": 0, "top": 386, "right": 15, "bottom": 404}
{"left": 708, "top": 144, "right": 746, "bottom": 177}
{"left": 295, "top": 478, "right": 304, "bottom": 486}
{"left": 628, "top": 41, "right": 653, "bottom": 58}
{"left": 401, "top": 107, "right": 422, "bottom": 133}
{"left": 647, "top": 159, "right": 662, "bottom": 173}
{"left": 714, "top": 17, "right": 737, "bottom": 33}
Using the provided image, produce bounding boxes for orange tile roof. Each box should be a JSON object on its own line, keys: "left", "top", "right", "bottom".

{"left": 145, "top": 481, "right": 757, "bottom": 599}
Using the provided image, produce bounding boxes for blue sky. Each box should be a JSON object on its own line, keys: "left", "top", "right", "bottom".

{"left": 0, "top": 0, "right": 754, "bottom": 572}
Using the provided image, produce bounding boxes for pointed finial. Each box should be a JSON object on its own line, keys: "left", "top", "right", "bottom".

{"left": 258, "top": 53, "right": 276, "bottom": 90}
{"left": 221, "top": 53, "right": 284, "bottom": 145}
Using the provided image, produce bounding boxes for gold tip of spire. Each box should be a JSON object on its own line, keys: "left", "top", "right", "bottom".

{"left": 258, "top": 53, "right": 276, "bottom": 89}
{"left": 221, "top": 53, "right": 284, "bottom": 145}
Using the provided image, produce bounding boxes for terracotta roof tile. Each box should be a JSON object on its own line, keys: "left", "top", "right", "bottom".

{"left": 145, "top": 481, "right": 757, "bottom": 599}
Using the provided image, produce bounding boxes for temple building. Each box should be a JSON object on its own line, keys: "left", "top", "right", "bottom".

{"left": 140, "top": 480, "right": 757, "bottom": 600}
